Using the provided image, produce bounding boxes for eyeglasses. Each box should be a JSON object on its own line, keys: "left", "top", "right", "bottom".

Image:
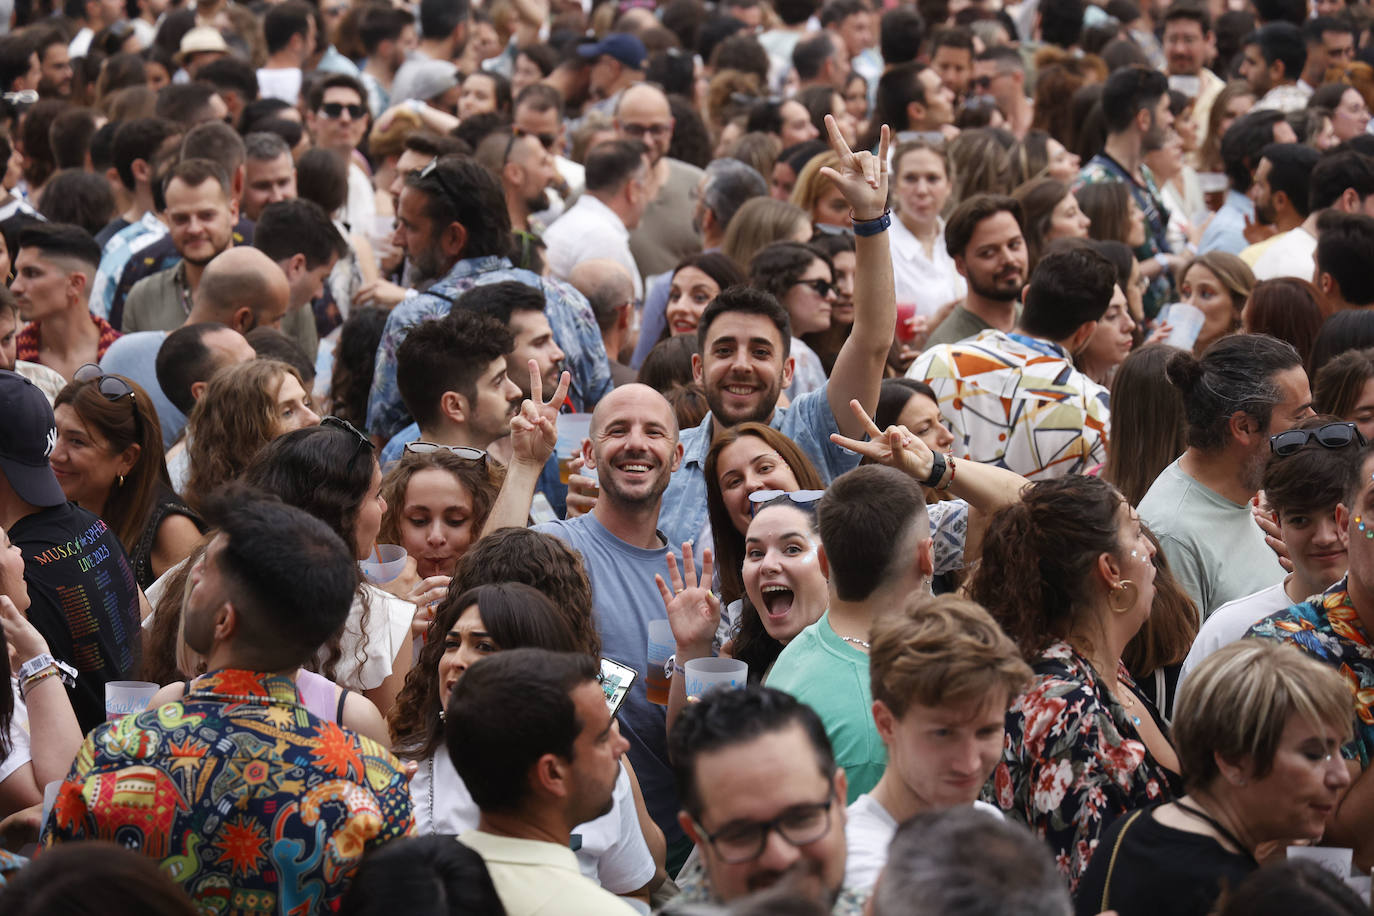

{"left": 749, "top": 489, "right": 824, "bottom": 517}
{"left": 1270, "top": 422, "right": 1367, "bottom": 456}
{"left": 620, "top": 122, "right": 673, "bottom": 140}
{"left": 971, "top": 75, "right": 993, "bottom": 89}
{"left": 322, "top": 415, "right": 374, "bottom": 467}
{"left": 73, "top": 363, "right": 144, "bottom": 442}
{"left": 319, "top": 102, "right": 366, "bottom": 120}
{"left": 404, "top": 441, "right": 488, "bottom": 465}
{"left": 693, "top": 791, "right": 835, "bottom": 864}
{"left": 794, "top": 278, "right": 835, "bottom": 298}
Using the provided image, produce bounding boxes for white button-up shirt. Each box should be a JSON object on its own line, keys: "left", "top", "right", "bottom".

{"left": 888, "top": 214, "right": 967, "bottom": 319}
{"left": 543, "top": 193, "right": 643, "bottom": 300}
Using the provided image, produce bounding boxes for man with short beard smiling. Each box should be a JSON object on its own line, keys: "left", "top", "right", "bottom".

{"left": 923, "top": 193, "right": 1029, "bottom": 349}
{"left": 1139, "top": 334, "right": 1313, "bottom": 618}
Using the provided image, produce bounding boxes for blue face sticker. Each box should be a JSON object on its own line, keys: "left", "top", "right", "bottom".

{"left": 1357, "top": 515, "right": 1374, "bottom": 540}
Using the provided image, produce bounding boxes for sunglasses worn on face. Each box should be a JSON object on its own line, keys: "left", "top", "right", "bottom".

{"left": 73, "top": 363, "right": 145, "bottom": 442}
{"left": 796, "top": 278, "right": 835, "bottom": 297}
{"left": 320, "top": 102, "right": 366, "bottom": 120}
{"left": 1270, "top": 422, "right": 1366, "bottom": 456}
{"left": 515, "top": 128, "right": 558, "bottom": 151}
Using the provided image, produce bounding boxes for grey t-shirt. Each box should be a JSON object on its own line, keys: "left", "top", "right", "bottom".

{"left": 533, "top": 512, "right": 683, "bottom": 848}
{"left": 629, "top": 158, "right": 705, "bottom": 280}
{"left": 1138, "top": 458, "right": 1285, "bottom": 620}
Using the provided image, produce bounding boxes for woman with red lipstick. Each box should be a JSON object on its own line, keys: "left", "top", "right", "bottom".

{"left": 51, "top": 366, "right": 203, "bottom": 589}
{"left": 662, "top": 253, "right": 744, "bottom": 339}
{"left": 1075, "top": 641, "right": 1354, "bottom": 916}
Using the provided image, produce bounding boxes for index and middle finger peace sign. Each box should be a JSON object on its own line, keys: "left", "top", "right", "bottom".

{"left": 509, "top": 358, "right": 572, "bottom": 465}
{"left": 829, "top": 397, "right": 938, "bottom": 481}
{"left": 817, "top": 114, "right": 891, "bottom": 223}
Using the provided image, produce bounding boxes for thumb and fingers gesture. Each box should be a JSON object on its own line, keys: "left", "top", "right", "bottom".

{"left": 817, "top": 115, "right": 889, "bottom": 222}
{"left": 829, "top": 398, "right": 935, "bottom": 479}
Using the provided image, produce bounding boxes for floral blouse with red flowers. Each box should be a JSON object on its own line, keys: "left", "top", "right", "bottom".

{"left": 985, "top": 641, "right": 1181, "bottom": 890}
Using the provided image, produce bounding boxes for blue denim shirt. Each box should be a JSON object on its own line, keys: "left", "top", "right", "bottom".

{"left": 365, "top": 255, "right": 613, "bottom": 440}
{"left": 657, "top": 385, "right": 861, "bottom": 550}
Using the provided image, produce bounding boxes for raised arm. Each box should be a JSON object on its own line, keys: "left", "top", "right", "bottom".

{"left": 479, "top": 361, "right": 570, "bottom": 536}
{"left": 821, "top": 116, "right": 896, "bottom": 441}
{"left": 0, "top": 597, "right": 82, "bottom": 808}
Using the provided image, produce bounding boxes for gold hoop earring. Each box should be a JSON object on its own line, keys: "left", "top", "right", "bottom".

{"left": 1108, "top": 579, "right": 1137, "bottom": 614}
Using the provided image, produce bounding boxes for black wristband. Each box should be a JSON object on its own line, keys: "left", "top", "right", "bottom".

{"left": 921, "top": 451, "right": 946, "bottom": 488}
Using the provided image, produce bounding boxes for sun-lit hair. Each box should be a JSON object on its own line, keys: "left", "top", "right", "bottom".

{"left": 377, "top": 449, "right": 504, "bottom": 550}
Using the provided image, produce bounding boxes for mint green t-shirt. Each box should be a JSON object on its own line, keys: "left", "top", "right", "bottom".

{"left": 764, "top": 612, "right": 885, "bottom": 802}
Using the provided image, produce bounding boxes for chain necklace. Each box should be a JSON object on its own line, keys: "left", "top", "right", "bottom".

{"left": 838, "top": 635, "right": 871, "bottom": 650}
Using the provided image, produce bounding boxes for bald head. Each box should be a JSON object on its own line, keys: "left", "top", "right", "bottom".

{"left": 588, "top": 382, "right": 683, "bottom": 508}
{"left": 591, "top": 382, "right": 679, "bottom": 439}
{"left": 191, "top": 247, "right": 292, "bottom": 333}
{"left": 616, "top": 84, "right": 673, "bottom": 164}
{"left": 569, "top": 259, "right": 636, "bottom": 333}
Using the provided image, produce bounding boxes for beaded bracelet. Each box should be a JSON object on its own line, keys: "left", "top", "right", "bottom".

{"left": 19, "top": 666, "right": 60, "bottom": 699}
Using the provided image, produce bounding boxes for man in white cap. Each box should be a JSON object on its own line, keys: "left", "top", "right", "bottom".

{"left": 176, "top": 27, "right": 230, "bottom": 79}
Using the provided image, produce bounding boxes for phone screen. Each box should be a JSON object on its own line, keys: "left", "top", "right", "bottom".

{"left": 599, "top": 657, "right": 637, "bottom": 719}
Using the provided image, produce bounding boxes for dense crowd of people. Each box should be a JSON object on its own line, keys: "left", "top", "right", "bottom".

{"left": 5, "top": 0, "right": 1374, "bottom": 911}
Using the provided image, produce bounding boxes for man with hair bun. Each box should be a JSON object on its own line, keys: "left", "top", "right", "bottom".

{"left": 1138, "top": 334, "right": 1313, "bottom": 617}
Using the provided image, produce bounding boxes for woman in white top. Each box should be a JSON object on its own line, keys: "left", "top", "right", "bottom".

{"left": 887, "top": 139, "right": 966, "bottom": 326}
{"left": 393, "top": 582, "right": 662, "bottom": 911}
{"left": 241, "top": 416, "right": 414, "bottom": 714}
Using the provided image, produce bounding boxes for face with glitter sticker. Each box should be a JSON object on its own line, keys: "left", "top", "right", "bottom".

{"left": 742, "top": 503, "right": 829, "bottom": 645}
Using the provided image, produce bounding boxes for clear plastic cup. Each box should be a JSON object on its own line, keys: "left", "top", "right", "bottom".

{"left": 683, "top": 657, "right": 748, "bottom": 700}
{"left": 359, "top": 544, "right": 408, "bottom": 584}
{"left": 1160, "top": 302, "right": 1205, "bottom": 352}
{"left": 105, "top": 680, "right": 160, "bottom": 721}
{"left": 646, "top": 619, "right": 674, "bottom": 706}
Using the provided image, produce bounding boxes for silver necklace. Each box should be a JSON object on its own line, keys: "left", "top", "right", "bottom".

{"left": 838, "top": 635, "right": 871, "bottom": 649}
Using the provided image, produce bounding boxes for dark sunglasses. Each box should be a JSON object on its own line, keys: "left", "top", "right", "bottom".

{"left": 322, "top": 415, "right": 374, "bottom": 466}
{"left": 319, "top": 102, "right": 366, "bottom": 120}
{"left": 971, "top": 75, "right": 993, "bottom": 89}
{"left": 1270, "top": 422, "right": 1366, "bottom": 456}
{"left": 795, "top": 278, "right": 835, "bottom": 297}
{"left": 404, "top": 441, "right": 488, "bottom": 465}
{"left": 515, "top": 127, "right": 559, "bottom": 151}
{"left": 748, "top": 489, "right": 824, "bottom": 517}
{"left": 73, "top": 363, "right": 144, "bottom": 441}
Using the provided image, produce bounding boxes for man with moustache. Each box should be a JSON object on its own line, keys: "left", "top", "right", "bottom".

{"left": 908, "top": 245, "right": 1118, "bottom": 480}
{"left": 383, "top": 309, "right": 524, "bottom": 464}
{"left": 922, "top": 194, "right": 1029, "bottom": 349}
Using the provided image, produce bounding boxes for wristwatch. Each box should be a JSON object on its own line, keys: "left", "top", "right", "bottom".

{"left": 921, "top": 451, "right": 947, "bottom": 489}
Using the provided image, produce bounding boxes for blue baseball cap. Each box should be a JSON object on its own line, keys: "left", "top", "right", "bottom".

{"left": 577, "top": 33, "right": 648, "bottom": 71}
{"left": 0, "top": 370, "right": 65, "bottom": 507}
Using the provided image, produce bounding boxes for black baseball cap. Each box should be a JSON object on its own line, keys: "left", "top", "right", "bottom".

{"left": 0, "top": 370, "right": 66, "bottom": 507}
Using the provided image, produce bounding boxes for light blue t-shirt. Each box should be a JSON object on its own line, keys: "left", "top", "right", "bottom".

{"left": 99, "top": 330, "right": 184, "bottom": 449}
{"left": 533, "top": 512, "right": 682, "bottom": 846}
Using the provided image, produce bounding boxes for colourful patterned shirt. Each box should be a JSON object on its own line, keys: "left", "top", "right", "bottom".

{"left": 907, "top": 329, "right": 1110, "bottom": 480}
{"left": 1246, "top": 578, "right": 1374, "bottom": 766}
{"left": 365, "top": 255, "right": 613, "bottom": 440}
{"left": 90, "top": 212, "right": 166, "bottom": 322}
{"left": 42, "top": 669, "right": 414, "bottom": 914}
{"left": 987, "top": 641, "right": 1178, "bottom": 891}
{"left": 15, "top": 313, "right": 120, "bottom": 366}
{"left": 1076, "top": 154, "right": 1173, "bottom": 318}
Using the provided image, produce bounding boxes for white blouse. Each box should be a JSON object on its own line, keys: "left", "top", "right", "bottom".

{"left": 888, "top": 215, "right": 967, "bottom": 320}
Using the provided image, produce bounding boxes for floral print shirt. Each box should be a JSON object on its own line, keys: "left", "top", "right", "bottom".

{"left": 1246, "top": 578, "right": 1374, "bottom": 766}
{"left": 987, "top": 641, "right": 1178, "bottom": 890}
{"left": 42, "top": 669, "right": 414, "bottom": 914}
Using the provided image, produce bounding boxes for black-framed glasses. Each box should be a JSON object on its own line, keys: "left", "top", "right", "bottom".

{"left": 795, "top": 278, "right": 835, "bottom": 298}
{"left": 620, "top": 122, "right": 673, "bottom": 140}
{"left": 1270, "top": 422, "right": 1366, "bottom": 456}
{"left": 404, "top": 441, "right": 488, "bottom": 465}
{"left": 693, "top": 790, "right": 835, "bottom": 864}
{"left": 748, "top": 489, "right": 824, "bottom": 517}
{"left": 322, "top": 415, "right": 373, "bottom": 466}
{"left": 73, "top": 363, "right": 144, "bottom": 442}
{"left": 319, "top": 102, "right": 366, "bottom": 120}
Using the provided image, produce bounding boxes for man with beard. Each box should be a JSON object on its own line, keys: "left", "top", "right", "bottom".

{"left": 477, "top": 128, "right": 558, "bottom": 238}
{"left": 1251, "top": 148, "right": 1374, "bottom": 282}
{"left": 447, "top": 651, "right": 638, "bottom": 915}
{"left": 922, "top": 194, "right": 1029, "bottom": 349}
{"left": 908, "top": 244, "right": 1117, "bottom": 480}
{"left": 120, "top": 159, "right": 238, "bottom": 333}
{"left": 1241, "top": 143, "right": 1318, "bottom": 272}
{"left": 10, "top": 224, "right": 112, "bottom": 380}
{"left": 616, "top": 83, "right": 705, "bottom": 280}
{"left": 481, "top": 379, "right": 687, "bottom": 874}
{"left": 367, "top": 155, "right": 611, "bottom": 442}
{"left": 384, "top": 309, "right": 523, "bottom": 464}
{"left": 1139, "top": 334, "right": 1313, "bottom": 618}
{"left": 31, "top": 28, "right": 71, "bottom": 99}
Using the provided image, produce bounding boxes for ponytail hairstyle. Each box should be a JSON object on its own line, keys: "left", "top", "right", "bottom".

{"left": 968, "top": 475, "right": 1125, "bottom": 661}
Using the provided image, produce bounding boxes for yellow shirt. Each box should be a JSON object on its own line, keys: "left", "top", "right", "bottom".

{"left": 459, "top": 829, "right": 641, "bottom": 916}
